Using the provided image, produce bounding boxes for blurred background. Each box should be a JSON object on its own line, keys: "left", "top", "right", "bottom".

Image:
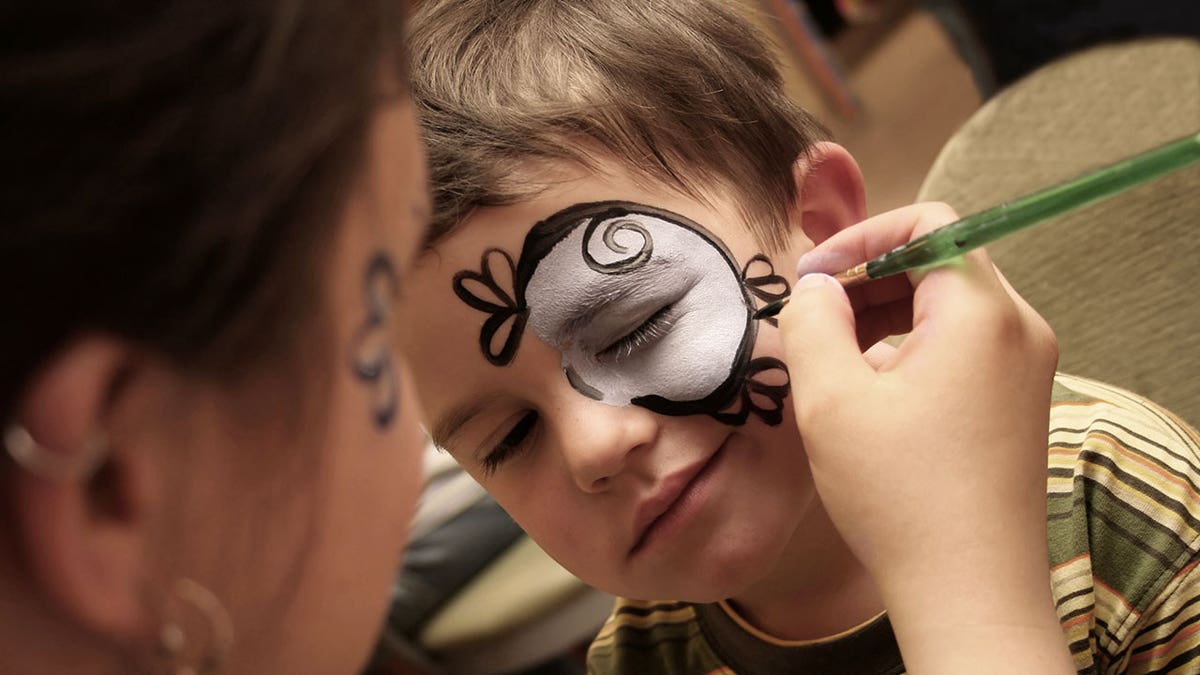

{"left": 369, "top": 1, "right": 1200, "bottom": 673}
{"left": 746, "top": 0, "right": 980, "bottom": 215}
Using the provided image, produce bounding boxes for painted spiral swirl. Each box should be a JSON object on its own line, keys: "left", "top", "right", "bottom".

{"left": 582, "top": 216, "right": 653, "bottom": 274}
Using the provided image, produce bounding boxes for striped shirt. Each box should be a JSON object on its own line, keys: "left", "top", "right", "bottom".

{"left": 587, "top": 374, "right": 1200, "bottom": 674}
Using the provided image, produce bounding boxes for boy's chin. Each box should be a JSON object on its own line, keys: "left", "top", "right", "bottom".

{"left": 611, "top": 539, "right": 793, "bottom": 603}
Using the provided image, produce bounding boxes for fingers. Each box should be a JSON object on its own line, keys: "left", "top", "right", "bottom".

{"left": 795, "top": 202, "right": 1020, "bottom": 350}
{"left": 777, "top": 274, "right": 875, "bottom": 403}
{"left": 853, "top": 297, "right": 913, "bottom": 350}
{"left": 796, "top": 202, "right": 963, "bottom": 275}
{"left": 783, "top": 200, "right": 1056, "bottom": 399}
{"left": 862, "top": 340, "right": 898, "bottom": 371}
{"left": 796, "top": 203, "right": 963, "bottom": 322}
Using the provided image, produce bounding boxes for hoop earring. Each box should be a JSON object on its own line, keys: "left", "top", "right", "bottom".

{"left": 3, "top": 424, "right": 108, "bottom": 482}
{"left": 157, "top": 578, "right": 234, "bottom": 675}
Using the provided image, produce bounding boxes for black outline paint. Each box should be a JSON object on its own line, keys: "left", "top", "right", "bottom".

{"left": 450, "top": 201, "right": 791, "bottom": 427}
{"left": 350, "top": 253, "right": 400, "bottom": 429}
{"left": 742, "top": 254, "right": 791, "bottom": 328}
{"left": 564, "top": 365, "right": 605, "bottom": 401}
{"left": 452, "top": 248, "right": 528, "bottom": 366}
{"left": 713, "top": 357, "right": 790, "bottom": 426}
{"left": 582, "top": 216, "right": 653, "bottom": 274}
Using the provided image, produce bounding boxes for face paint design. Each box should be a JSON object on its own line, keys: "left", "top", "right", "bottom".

{"left": 453, "top": 202, "right": 790, "bottom": 425}
{"left": 349, "top": 252, "right": 400, "bottom": 429}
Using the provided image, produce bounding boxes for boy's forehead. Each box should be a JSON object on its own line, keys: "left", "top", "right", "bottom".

{"left": 406, "top": 196, "right": 740, "bottom": 367}
{"left": 421, "top": 199, "right": 764, "bottom": 358}
{"left": 427, "top": 199, "right": 742, "bottom": 275}
{"left": 407, "top": 157, "right": 769, "bottom": 359}
{"left": 436, "top": 182, "right": 750, "bottom": 258}
{"left": 430, "top": 156, "right": 736, "bottom": 248}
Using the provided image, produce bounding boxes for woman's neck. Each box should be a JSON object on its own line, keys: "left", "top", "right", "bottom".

{"left": 727, "top": 497, "right": 885, "bottom": 641}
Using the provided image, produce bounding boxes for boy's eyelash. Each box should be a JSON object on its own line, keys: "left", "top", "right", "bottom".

{"left": 481, "top": 411, "right": 538, "bottom": 476}
{"left": 596, "top": 305, "right": 677, "bottom": 363}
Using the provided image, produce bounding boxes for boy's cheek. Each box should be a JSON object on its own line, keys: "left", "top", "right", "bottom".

{"left": 751, "top": 323, "right": 789, "bottom": 363}
{"left": 489, "top": 477, "right": 603, "bottom": 564}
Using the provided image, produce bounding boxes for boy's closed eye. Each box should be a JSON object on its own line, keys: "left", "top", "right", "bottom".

{"left": 479, "top": 410, "right": 539, "bottom": 476}
{"left": 593, "top": 303, "right": 679, "bottom": 364}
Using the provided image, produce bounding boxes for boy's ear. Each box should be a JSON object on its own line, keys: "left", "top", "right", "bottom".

{"left": 7, "top": 337, "right": 163, "bottom": 641}
{"left": 788, "top": 141, "right": 867, "bottom": 247}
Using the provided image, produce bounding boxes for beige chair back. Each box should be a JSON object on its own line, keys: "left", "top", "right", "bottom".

{"left": 918, "top": 38, "right": 1200, "bottom": 426}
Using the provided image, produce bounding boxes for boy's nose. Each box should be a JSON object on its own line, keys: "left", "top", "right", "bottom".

{"left": 554, "top": 396, "right": 659, "bottom": 494}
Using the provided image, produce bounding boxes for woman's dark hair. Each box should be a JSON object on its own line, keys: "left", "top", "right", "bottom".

{"left": 0, "top": 1, "right": 407, "bottom": 420}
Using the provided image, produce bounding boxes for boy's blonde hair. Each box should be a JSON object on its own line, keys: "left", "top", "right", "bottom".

{"left": 410, "top": 0, "right": 829, "bottom": 251}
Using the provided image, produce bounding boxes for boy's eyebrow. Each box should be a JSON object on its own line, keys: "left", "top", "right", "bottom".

{"left": 430, "top": 392, "right": 503, "bottom": 454}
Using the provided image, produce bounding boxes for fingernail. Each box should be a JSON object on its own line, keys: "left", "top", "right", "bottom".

{"left": 795, "top": 250, "right": 853, "bottom": 279}
{"left": 794, "top": 272, "right": 837, "bottom": 290}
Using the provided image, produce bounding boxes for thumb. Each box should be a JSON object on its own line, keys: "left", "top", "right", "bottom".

{"left": 777, "top": 274, "right": 874, "bottom": 395}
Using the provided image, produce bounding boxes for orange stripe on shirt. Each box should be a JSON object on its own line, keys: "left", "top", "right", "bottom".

{"left": 1089, "top": 432, "right": 1200, "bottom": 504}
{"left": 1052, "top": 552, "right": 1092, "bottom": 573}
{"left": 1061, "top": 610, "right": 1096, "bottom": 632}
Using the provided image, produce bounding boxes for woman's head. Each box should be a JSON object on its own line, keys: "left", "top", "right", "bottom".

{"left": 1, "top": 2, "right": 428, "bottom": 673}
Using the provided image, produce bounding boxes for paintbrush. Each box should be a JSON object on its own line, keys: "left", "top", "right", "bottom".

{"left": 754, "top": 131, "right": 1200, "bottom": 320}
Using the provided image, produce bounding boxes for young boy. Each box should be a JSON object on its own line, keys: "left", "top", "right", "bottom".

{"left": 399, "top": 1, "right": 1200, "bottom": 672}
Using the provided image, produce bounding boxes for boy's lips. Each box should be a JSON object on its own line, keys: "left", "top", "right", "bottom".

{"left": 628, "top": 437, "right": 729, "bottom": 557}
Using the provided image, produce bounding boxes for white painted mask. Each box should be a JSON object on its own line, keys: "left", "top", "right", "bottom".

{"left": 452, "top": 202, "right": 790, "bottom": 426}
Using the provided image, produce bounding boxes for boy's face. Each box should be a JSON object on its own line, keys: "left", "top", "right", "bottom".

{"left": 404, "top": 161, "right": 821, "bottom": 601}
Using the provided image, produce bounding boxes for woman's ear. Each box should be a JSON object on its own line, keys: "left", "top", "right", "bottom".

{"left": 788, "top": 141, "right": 867, "bottom": 247}
{"left": 7, "top": 337, "right": 163, "bottom": 641}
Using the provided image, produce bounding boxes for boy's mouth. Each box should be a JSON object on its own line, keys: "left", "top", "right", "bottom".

{"left": 628, "top": 437, "right": 729, "bottom": 557}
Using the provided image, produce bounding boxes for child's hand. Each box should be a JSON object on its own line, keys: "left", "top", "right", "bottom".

{"left": 777, "top": 202, "right": 1073, "bottom": 673}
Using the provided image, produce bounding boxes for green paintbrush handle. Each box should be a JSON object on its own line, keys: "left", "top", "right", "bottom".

{"left": 752, "top": 131, "right": 1200, "bottom": 320}
{"left": 865, "top": 131, "right": 1200, "bottom": 280}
